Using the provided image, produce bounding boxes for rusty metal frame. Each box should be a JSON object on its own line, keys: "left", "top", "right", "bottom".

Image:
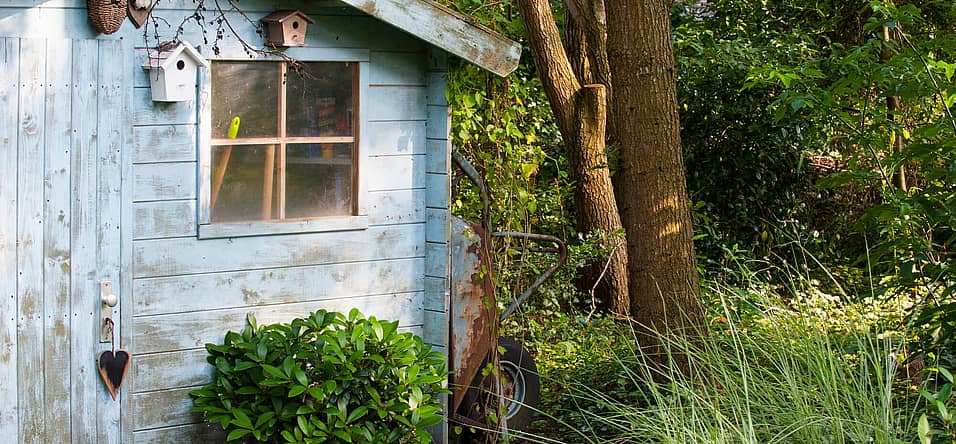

{"left": 448, "top": 150, "right": 568, "bottom": 429}
{"left": 491, "top": 231, "right": 567, "bottom": 321}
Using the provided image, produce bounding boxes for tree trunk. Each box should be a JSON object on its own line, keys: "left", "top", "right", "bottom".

{"left": 566, "top": 14, "right": 594, "bottom": 85}
{"left": 606, "top": 0, "right": 703, "bottom": 337}
{"left": 571, "top": 85, "right": 629, "bottom": 314}
{"left": 517, "top": 0, "right": 578, "bottom": 133}
{"left": 517, "top": 0, "right": 629, "bottom": 315}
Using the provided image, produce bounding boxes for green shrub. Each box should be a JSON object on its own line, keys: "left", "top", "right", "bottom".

{"left": 190, "top": 309, "right": 447, "bottom": 443}
{"left": 915, "top": 364, "right": 956, "bottom": 444}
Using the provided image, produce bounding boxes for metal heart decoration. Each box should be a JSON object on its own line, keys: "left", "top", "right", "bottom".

{"left": 98, "top": 349, "right": 131, "bottom": 400}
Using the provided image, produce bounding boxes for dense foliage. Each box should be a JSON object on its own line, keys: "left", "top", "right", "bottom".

{"left": 726, "top": 0, "right": 956, "bottom": 356}
{"left": 441, "top": 0, "right": 956, "bottom": 442}
{"left": 522, "top": 282, "right": 956, "bottom": 443}
{"left": 190, "top": 310, "right": 446, "bottom": 443}
{"left": 673, "top": 3, "right": 820, "bottom": 260}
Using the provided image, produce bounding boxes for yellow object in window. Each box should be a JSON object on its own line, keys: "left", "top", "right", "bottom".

{"left": 227, "top": 116, "right": 241, "bottom": 139}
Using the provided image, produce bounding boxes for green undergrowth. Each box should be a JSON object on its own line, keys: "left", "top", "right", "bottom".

{"left": 505, "top": 277, "right": 954, "bottom": 444}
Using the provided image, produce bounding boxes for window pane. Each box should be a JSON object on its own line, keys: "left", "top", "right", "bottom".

{"left": 211, "top": 63, "right": 278, "bottom": 139}
{"left": 211, "top": 145, "right": 279, "bottom": 222}
{"left": 285, "top": 143, "right": 352, "bottom": 218}
{"left": 286, "top": 63, "right": 354, "bottom": 138}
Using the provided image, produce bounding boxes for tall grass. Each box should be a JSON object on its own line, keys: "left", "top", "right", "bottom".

{"left": 528, "top": 285, "right": 922, "bottom": 444}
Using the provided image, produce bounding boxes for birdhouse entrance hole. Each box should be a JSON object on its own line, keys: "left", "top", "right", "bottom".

{"left": 177, "top": 60, "right": 186, "bottom": 70}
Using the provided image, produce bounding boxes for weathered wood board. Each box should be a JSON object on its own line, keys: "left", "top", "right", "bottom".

{"left": 17, "top": 37, "right": 48, "bottom": 443}
{"left": 96, "top": 37, "right": 129, "bottom": 443}
{"left": 133, "top": 258, "right": 424, "bottom": 316}
{"left": 133, "top": 292, "right": 425, "bottom": 354}
{"left": 132, "top": 224, "right": 424, "bottom": 278}
{"left": 42, "top": 38, "right": 73, "bottom": 444}
{"left": 0, "top": 37, "right": 20, "bottom": 443}
{"left": 69, "top": 38, "right": 100, "bottom": 444}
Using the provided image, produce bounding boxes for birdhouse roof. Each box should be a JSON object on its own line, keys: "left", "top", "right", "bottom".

{"left": 338, "top": 0, "right": 520, "bottom": 77}
{"left": 261, "top": 10, "right": 315, "bottom": 24}
{"left": 142, "top": 41, "right": 210, "bottom": 70}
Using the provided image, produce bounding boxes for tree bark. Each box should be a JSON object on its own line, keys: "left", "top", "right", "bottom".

{"left": 518, "top": 0, "right": 629, "bottom": 315}
{"left": 566, "top": 13, "right": 594, "bottom": 85}
{"left": 606, "top": 0, "right": 703, "bottom": 336}
{"left": 571, "top": 85, "right": 629, "bottom": 314}
{"left": 564, "top": 0, "right": 612, "bottom": 100}
{"left": 518, "top": 0, "right": 579, "bottom": 135}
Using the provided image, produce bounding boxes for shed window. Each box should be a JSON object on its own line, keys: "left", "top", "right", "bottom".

{"left": 209, "top": 61, "right": 358, "bottom": 222}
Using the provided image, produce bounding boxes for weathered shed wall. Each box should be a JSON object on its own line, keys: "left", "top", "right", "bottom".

{"left": 0, "top": 36, "right": 131, "bottom": 443}
{"left": 0, "top": 1, "right": 451, "bottom": 442}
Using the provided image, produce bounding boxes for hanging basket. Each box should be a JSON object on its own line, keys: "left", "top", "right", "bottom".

{"left": 87, "top": 0, "right": 126, "bottom": 34}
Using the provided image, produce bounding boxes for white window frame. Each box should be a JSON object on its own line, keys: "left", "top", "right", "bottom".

{"left": 197, "top": 48, "right": 370, "bottom": 239}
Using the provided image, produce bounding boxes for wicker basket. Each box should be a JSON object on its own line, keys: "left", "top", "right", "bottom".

{"left": 87, "top": 0, "right": 126, "bottom": 34}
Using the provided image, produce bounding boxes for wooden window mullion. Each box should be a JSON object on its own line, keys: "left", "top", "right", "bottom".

{"left": 351, "top": 62, "right": 360, "bottom": 214}
{"left": 277, "top": 62, "right": 288, "bottom": 219}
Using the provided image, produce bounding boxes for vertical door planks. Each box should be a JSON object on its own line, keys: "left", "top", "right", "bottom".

{"left": 41, "top": 38, "right": 73, "bottom": 443}
{"left": 70, "top": 38, "right": 99, "bottom": 444}
{"left": 0, "top": 37, "right": 21, "bottom": 444}
{"left": 16, "top": 37, "right": 47, "bottom": 444}
{"left": 96, "top": 38, "right": 126, "bottom": 444}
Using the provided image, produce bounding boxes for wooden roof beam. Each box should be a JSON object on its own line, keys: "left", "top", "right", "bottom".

{"left": 339, "top": 0, "right": 521, "bottom": 77}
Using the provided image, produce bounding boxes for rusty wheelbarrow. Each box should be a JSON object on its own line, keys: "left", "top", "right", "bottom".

{"left": 448, "top": 151, "right": 567, "bottom": 435}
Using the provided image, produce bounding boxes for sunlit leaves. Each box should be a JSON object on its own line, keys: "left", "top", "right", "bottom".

{"left": 190, "top": 310, "right": 447, "bottom": 443}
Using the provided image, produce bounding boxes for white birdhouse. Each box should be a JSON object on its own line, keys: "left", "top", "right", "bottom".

{"left": 142, "top": 41, "right": 209, "bottom": 102}
{"left": 261, "top": 10, "right": 314, "bottom": 47}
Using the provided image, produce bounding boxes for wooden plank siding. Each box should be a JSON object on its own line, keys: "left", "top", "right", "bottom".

{"left": 132, "top": 125, "right": 196, "bottom": 163}
{"left": 423, "top": 52, "right": 450, "bottom": 342}
{"left": 369, "top": 86, "right": 428, "bottom": 121}
{"left": 0, "top": 37, "right": 20, "bottom": 444}
{"left": 132, "top": 258, "right": 424, "bottom": 316}
{"left": 117, "top": 39, "right": 139, "bottom": 444}
{"left": 423, "top": 48, "right": 451, "bottom": 442}
{"left": 132, "top": 200, "right": 197, "bottom": 240}
{"left": 367, "top": 121, "right": 426, "bottom": 156}
{"left": 97, "top": 38, "right": 129, "bottom": 444}
{"left": 133, "top": 423, "right": 226, "bottom": 443}
{"left": 1, "top": 1, "right": 459, "bottom": 441}
{"left": 41, "top": 38, "right": 74, "bottom": 444}
{"left": 0, "top": 37, "right": 128, "bottom": 443}
{"left": 132, "top": 162, "right": 197, "bottom": 202}
{"left": 69, "top": 38, "right": 100, "bottom": 444}
{"left": 17, "top": 37, "right": 48, "bottom": 443}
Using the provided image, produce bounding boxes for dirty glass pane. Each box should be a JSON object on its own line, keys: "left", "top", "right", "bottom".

{"left": 211, "top": 62, "right": 278, "bottom": 139}
{"left": 285, "top": 143, "right": 352, "bottom": 218}
{"left": 286, "top": 63, "right": 354, "bottom": 138}
{"left": 211, "top": 145, "right": 278, "bottom": 222}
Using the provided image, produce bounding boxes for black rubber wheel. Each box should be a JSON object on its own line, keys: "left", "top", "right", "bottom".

{"left": 455, "top": 337, "right": 540, "bottom": 438}
{"left": 498, "top": 336, "right": 540, "bottom": 432}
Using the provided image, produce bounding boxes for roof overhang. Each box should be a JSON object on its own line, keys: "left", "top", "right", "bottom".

{"left": 339, "top": 0, "right": 521, "bottom": 77}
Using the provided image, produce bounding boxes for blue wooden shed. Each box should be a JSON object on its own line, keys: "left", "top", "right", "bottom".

{"left": 0, "top": 1, "right": 519, "bottom": 441}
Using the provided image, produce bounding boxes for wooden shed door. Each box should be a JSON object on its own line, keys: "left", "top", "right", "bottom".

{"left": 0, "top": 38, "right": 129, "bottom": 443}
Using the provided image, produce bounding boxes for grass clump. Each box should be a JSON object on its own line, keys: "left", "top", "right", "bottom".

{"left": 516, "top": 281, "right": 944, "bottom": 444}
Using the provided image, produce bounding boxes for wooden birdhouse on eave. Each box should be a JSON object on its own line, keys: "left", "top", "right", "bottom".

{"left": 261, "top": 10, "right": 314, "bottom": 47}
{"left": 142, "top": 41, "right": 209, "bottom": 102}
